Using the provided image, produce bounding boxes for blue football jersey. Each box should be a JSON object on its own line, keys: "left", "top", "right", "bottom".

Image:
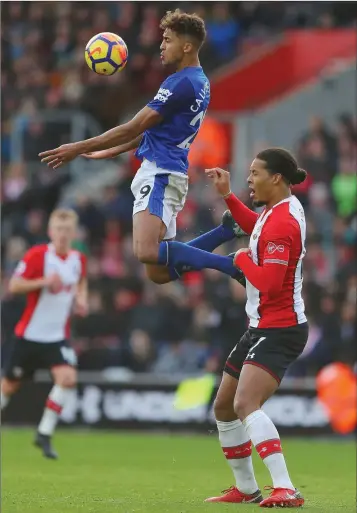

{"left": 135, "top": 66, "right": 210, "bottom": 174}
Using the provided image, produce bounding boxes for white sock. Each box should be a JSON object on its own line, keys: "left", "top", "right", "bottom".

{"left": 38, "top": 385, "right": 71, "bottom": 436}
{"left": 1, "top": 391, "right": 10, "bottom": 410}
{"left": 217, "top": 419, "right": 259, "bottom": 494}
{"left": 243, "top": 410, "right": 294, "bottom": 490}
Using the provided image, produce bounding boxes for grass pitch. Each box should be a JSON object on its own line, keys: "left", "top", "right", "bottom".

{"left": 2, "top": 430, "right": 355, "bottom": 513}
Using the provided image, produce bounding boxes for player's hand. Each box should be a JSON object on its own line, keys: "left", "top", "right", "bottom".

{"left": 205, "top": 167, "right": 231, "bottom": 197}
{"left": 45, "top": 273, "right": 63, "bottom": 293}
{"left": 39, "top": 143, "right": 81, "bottom": 169}
{"left": 74, "top": 297, "right": 88, "bottom": 317}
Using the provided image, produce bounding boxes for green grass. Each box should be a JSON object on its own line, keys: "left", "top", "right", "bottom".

{"left": 2, "top": 430, "right": 356, "bottom": 513}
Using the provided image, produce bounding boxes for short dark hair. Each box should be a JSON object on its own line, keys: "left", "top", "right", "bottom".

{"left": 160, "top": 9, "right": 206, "bottom": 49}
{"left": 256, "top": 148, "right": 307, "bottom": 185}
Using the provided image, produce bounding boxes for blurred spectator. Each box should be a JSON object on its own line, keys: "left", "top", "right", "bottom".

{"left": 120, "top": 329, "right": 156, "bottom": 372}
{"left": 3, "top": 163, "right": 28, "bottom": 201}
{"left": 307, "top": 184, "right": 334, "bottom": 248}
{"left": 332, "top": 165, "right": 357, "bottom": 218}
{"left": 298, "top": 116, "right": 337, "bottom": 185}
{"left": 21, "top": 209, "right": 47, "bottom": 246}
{"left": 3, "top": 236, "right": 27, "bottom": 276}
{"left": 207, "top": 3, "right": 240, "bottom": 63}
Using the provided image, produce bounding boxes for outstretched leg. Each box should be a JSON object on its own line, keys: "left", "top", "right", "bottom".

{"left": 134, "top": 209, "right": 244, "bottom": 284}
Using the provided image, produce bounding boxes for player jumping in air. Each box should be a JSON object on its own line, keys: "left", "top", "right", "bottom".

{"left": 204, "top": 148, "right": 308, "bottom": 508}
{"left": 38, "top": 10, "right": 245, "bottom": 284}
{"left": 1, "top": 209, "right": 88, "bottom": 459}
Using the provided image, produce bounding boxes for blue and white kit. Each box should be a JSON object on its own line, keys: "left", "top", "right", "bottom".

{"left": 131, "top": 66, "right": 210, "bottom": 239}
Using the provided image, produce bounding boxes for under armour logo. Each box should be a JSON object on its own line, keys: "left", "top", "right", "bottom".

{"left": 267, "top": 242, "right": 285, "bottom": 254}
{"left": 247, "top": 352, "right": 255, "bottom": 359}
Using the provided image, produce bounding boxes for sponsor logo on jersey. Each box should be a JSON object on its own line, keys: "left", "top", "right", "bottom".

{"left": 267, "top": 242, "right": 285, "bottom": 254}
{"left": 154, "top": 87, "right": 173, "bottom": 103}
{"left": 49, "top": 284, "right": 73, "bottom": 295}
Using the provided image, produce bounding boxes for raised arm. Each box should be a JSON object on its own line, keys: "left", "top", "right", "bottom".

{"left": 39, "top": 107, "right": 162, "bottom": 169}
{"left": 205, "top": 167, "right": 258, "bottom": 235}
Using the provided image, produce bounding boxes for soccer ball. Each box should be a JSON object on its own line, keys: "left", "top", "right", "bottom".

{"left": 85, "top": 32, "right": 128, "bottom": 76}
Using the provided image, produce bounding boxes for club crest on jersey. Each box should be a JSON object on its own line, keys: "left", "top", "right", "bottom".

{"left": 267, "top": 242, "right": 285, "bottom": 254}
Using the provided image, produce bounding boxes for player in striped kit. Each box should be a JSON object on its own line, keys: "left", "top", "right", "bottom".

{"left": 205, "top": 148, "right": 309, "bottom": 508}
{"left": 1, "top": 209, "right": 88, "bottom": 459}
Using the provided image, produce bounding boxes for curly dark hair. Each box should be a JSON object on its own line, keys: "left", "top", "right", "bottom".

{"left": 160, "top": 9, "right": 206, "bottom": 48}
{"left": 256, "top": 148, "right": 307, "bottom": 185}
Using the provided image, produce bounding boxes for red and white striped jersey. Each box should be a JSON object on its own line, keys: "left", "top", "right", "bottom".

{"left": 13, "top": 244, "right": 86, "bottom": 343}
{"left": 246, "top": 196, "right": 307, "bottom": 328}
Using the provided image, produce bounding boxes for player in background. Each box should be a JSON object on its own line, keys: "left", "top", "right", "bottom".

{"left": 1, "top": 209, "right": 88, "bottom": 459}
{"left": 204, "top": 149, "right": 308, "bottom": 508}
{"left": 38, "top": 10, "right": 245, "bottom": 285}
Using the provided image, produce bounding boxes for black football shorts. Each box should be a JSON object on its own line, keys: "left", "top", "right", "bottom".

{"left": 224, "top": 323, "right": 309, "bottom": 384}
{"left": 3, "top": 337, "right": 77, "bottom": 381}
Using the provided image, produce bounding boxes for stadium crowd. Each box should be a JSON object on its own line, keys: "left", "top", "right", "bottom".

{"left": 1, "top": 0, "right": 356, "bottom": 141}
{"left": 1, "top": 2, "right": 356, "bottom": 377}
{"left": 2, "top": 112, "right": 356, "bottom": 377}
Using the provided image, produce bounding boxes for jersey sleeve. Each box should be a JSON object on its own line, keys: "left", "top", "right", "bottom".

{"left": 224, "top": 193, "right": 259, "bottom": 235}
{"left": 13, "top": 246, "right": 45, "bottom": 279}
{"left": 261, "top": 221, "right": 293, "bottom": 266}
{"left": 147, "top": 77, "right": 195, "bottom": 119}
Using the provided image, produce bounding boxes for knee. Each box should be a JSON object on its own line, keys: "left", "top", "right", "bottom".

{"left": 133, "top": 243, "right": 159, "bottom": 264}
{"left": 148, "top": 274, "right": 170, "bottom": 285}
{"left": 234, "top": 394, "right": 258, "bottom": 422}
{"left": 145, "top": 267, "right": 171, "bottom": 285}
{"left": 214, "top": 396, "right": 236, "bottom": 422}
{"left": 54, "top": 370, "right": 76, "bottom": 389}
{"left": 1, "top": 378, "right": 20, "bottom": 396}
